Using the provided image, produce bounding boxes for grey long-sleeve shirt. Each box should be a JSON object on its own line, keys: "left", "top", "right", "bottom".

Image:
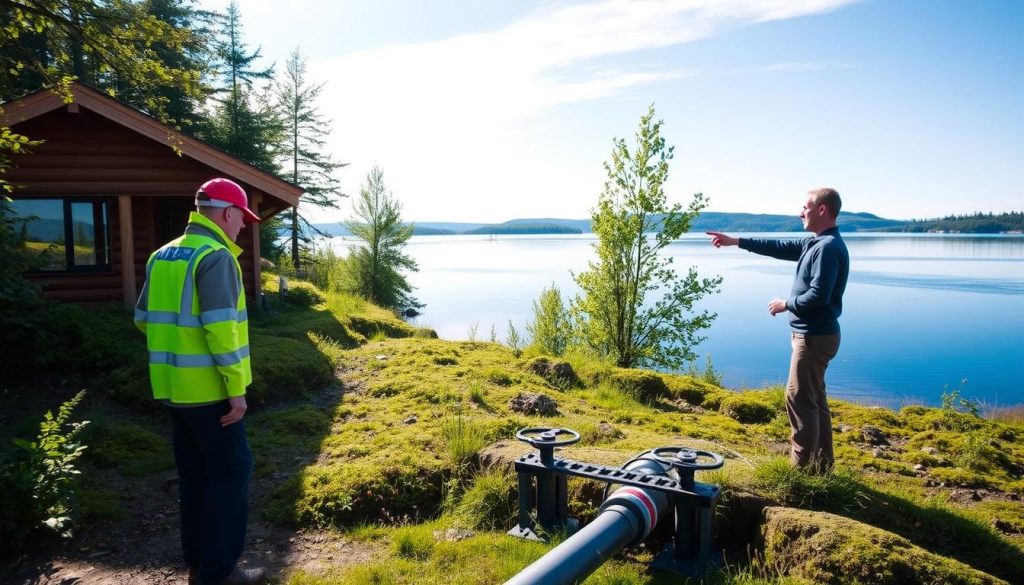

{"left": 739, "top": 227, "right": 849, "bottom": 335}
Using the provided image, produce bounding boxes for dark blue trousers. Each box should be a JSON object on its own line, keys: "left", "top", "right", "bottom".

{"left": 167, "top": 401, "right": 253, "bottom": 585}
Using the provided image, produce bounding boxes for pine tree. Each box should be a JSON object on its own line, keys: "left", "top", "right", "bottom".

{"left": 344, "top": 166, "right": 419, "bottom": 310}
{"left": 275, "top": 48, "right": 346, "bottom": 272}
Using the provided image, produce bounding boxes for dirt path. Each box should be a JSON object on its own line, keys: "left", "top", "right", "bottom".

{"left": 1, "top": 381, "right": 378, "bottom": 585}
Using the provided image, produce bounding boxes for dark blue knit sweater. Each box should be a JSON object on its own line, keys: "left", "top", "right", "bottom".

{"left": 739, "top": 227, "right": 849, "bottom": 335}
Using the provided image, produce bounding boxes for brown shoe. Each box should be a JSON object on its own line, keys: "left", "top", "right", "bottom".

{"left": 222, "top": 566, "right": 267, "bottom": 585}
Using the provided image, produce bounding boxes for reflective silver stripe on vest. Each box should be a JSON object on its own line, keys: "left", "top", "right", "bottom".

{"left": 200, "top": 308, "right": 247, "bottom": 325}
{"left": 135, "top": 308, "right": 246, "bottom": 327}
{"left": 149, "top": 345, "right": 250, "bottom": 368}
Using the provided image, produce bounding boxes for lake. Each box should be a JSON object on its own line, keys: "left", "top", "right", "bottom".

{"left": 328, "top": 233, "right": 1024, "bottom": 408}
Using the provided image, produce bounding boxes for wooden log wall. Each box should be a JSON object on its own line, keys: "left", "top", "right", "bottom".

{"left": 10, "top": 108, "right": 262, "bottom": 303}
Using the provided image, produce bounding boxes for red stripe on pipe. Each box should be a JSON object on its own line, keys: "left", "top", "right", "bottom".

{"left": 619, "top": 487, "right": 658, "bottom": 535}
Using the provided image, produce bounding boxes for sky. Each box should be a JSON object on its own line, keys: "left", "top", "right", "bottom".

{"left": 198, "top": 0, "right": 1023, "bottom": 223}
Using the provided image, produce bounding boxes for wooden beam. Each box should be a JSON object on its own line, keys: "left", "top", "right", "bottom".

{"left": 119, "top": 195, "right": 137, "bottom": 308}
{"left": 249, "top": 192, "right": 262, "bottom": 301}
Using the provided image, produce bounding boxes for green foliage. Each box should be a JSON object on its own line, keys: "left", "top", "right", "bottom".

{"left": 280, "top": 280, "right": 326, "bottom": 308}
{"left": 0, "top": 391, "right": 89, "bottom": 555}
{"left": 526, "top": 283, "right": 571, "bottom": 356}
{"left": 571, "top": 105, "right": 722, "bottom": 368}
{"left": 441, "top": 409, "right": 488, "bottom": 469}
{"left": 450, "top": 468, "right": 517, "bottom": 531}
{"left": 0, "top": 194, "right": 46, "bottom": 305}
{"left": 606, "top": 368, "right": 669, "bottom": 402}
{"left": 249, "top": 333, "right": 335, "bottom": 404}
{"left": 0, "top": 1, "right": 212, "bottom": 126}
{"left": 753, "top": 458, "right": 864, "bottom": 513}
{"left": 719, "top": 392, "right": 780, "bottom": 424}
{"left": 391, "top": 524, "right": 435, "bottom": 560}
{"left": 275, "top": 48, "right": 346, "bottom": 271}
{"left": 940, "top": 384, "right": 981, "bottom": 431}
{"left": 688, "top": 353, "right": 725, "bottom": 387}
{"left": 505, "top": 320, "right": 524, "bottom": 358}
{"left": 81, "top": 419, "right": 173, "bottom": 477}
{"left": 345, "top": 166, "right": 420, "bottom": 310}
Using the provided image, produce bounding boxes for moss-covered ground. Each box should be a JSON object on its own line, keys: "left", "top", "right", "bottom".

{"left": 2, "top": 277, "right": 1021, "bottom": 584}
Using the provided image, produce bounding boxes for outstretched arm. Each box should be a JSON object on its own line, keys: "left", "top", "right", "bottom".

{"left": 706, "top": 231, "right": 739, "bottom": 248}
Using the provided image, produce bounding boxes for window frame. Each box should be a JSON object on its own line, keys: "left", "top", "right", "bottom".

{"left": 13, "top": 196, "right": 114, "bottom": 274}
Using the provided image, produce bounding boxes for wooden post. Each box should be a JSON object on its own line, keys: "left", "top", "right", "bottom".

{"left": 250, "top": 192, "right": 262, "bottom": 300}
{"left": 119, "top": 195, "right": 136, "bottom": 307}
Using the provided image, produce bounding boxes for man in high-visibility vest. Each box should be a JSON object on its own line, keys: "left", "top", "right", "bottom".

{"left": 135, "top": 178, "right": 266, "bottom": 585}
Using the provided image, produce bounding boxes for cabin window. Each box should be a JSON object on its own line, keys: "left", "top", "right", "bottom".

{"left": 8, "top": 198, "right": 112, "bottom": 272}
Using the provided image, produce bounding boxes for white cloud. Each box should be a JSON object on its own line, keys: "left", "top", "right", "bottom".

{"left": 296, "top": 0, "right": 863, "bottom": 222}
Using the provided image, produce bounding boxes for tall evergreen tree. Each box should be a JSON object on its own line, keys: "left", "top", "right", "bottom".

{"left": 275, "top": 48, "right": 345, "bottom": 272}
{"left": 344, "top": 166, "right": 419, "bottom": 310}
{"left": 571, "top": 105, "right": 721, "bottom": 369}
{"left": 202, "top": 0, "right": 282, "bottom": 261}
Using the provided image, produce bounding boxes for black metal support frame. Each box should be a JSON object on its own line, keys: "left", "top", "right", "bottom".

{"left": 509, "top": 448, "right": 722, "bottom": 576}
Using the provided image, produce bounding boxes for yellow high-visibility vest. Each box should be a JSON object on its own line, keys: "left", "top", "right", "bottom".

{"left": 134, "top": 212, "right": 251, "bottom": 403}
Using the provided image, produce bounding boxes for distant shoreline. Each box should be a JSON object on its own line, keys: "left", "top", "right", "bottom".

{"left": 316, "top": 210, "right": 1024, "bottom": 237}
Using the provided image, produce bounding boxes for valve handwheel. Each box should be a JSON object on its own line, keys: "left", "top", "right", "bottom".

{"left": 650, "top": 447, "right": 724, "bottom": 471}
{"left": 515, "top": 427, "right": 581, "bottom": 448}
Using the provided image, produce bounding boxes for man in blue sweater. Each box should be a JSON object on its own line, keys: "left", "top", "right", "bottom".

{"left": 707, "top": 188, "right": 849, "bottom": 471}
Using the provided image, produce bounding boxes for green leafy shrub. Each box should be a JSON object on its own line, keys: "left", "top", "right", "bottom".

{"left": 526, "top": 283, "right": 571, "bottom": 356}
{"left": 0, "top": 391, "right": 89, "bottom": 557}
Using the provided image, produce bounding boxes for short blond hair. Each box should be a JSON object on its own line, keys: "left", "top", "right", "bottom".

{"left": 809, "top": 187, "right": 842, "bottom": 218}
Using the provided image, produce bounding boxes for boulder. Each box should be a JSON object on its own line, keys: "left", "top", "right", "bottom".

{"left": 861, "top": 425, "right": 889, "bottom": 445}
{"left": 526, "top": 357, "right": 579, "bottom": 387}
{"left": 759, "top": 507, "right": 1007, "bottom": 585}
{"left": 509, "top": 392, "right": 558, "bottom": 416}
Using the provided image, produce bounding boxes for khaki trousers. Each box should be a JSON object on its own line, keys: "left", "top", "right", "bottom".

{"left": 786, "top": 332, "right": 841, "bottom": 471}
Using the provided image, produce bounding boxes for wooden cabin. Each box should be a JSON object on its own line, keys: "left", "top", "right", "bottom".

{"left": 1, "top": 83, "right": 302, "bottom": 306}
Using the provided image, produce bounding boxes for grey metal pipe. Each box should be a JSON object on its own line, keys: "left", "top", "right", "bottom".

{"left": 504, "top": 457, "right": 670, "bottom": 585}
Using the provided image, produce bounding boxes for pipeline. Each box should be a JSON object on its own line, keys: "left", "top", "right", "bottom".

{"left": 504, "top": 456, "right": 669, "bottom": 585}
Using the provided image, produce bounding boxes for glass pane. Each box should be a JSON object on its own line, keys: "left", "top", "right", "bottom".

{"left": 9, "top": 199, "right": 67, "bottom": 271}
{"left": 71, "top": 201, "right": 97, "bottom": 266}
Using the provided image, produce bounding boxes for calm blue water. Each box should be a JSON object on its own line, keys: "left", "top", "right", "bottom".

{"left": 329, "top": 233, "right": 1024, "bottom": 408}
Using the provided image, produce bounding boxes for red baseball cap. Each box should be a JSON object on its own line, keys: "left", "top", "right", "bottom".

{"left": 195, "top": 178, "right": 261, "bottom": 224}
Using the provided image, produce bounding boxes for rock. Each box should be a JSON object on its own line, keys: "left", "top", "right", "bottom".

{"left": 913, "top": 463, "right": 926, "bottom": 472}
{"left": 433, "top": 528, "right": 475, "bottom": 542}
{"left": 759, "top": 506, "right": 1007, "bottom": 585}
{"left": 921, "top": 446, "right": 939, "bottom": 455}
{"left": 993, "top": 518, "right": 1022, "bottom": 535}
{"left": 861, "top": 425, "right": 889, "bottom": 446}
{"left": 595, "top": 421, "right": 624, "bottom": 440}
{"left": 375, "top": 354, "right": 388, "bottom": 361}
{"left": 871, "top": 448, "right": 884, "bottom": 458}
{"left": 509, "top": 392, "right": 558, "bottom": 416}
{"left": 673, "top": 399, "right": 706, "bottom": 414}
{"left": 526, "top": 357, "right": 579, "bottom": 387}
{"left": 403, "top": 415, "right": 417, "bottom": 424}
{"left": 836, "top": 424, "right": 854, "bottom": 433}
{"left": 971, "top": 490, "right": 983, "bottom": 501}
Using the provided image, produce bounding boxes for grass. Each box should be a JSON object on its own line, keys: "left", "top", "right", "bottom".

{"left": 5, "top": 273, "right": 1023, "bottom": 584}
